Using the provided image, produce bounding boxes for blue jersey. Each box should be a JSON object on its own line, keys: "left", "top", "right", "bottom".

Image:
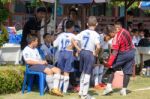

{"left": 53, "top": 32, "right": 76, "bottom": 51}
{"left": 76, "top": 29, "right": 100, "bottom": 52}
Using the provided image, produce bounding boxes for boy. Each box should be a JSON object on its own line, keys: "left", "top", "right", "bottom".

{"left": 53, "top": 20, "right": 80, "bottom": 94}
{"left": 103, "top": 22, "right": 135, "bottom": 96}
{"left": 40, "top": 33, "right": 54, "bottom": 64}
{"left": 76, "top": 16, "right": 101, "bottom": 99}
{"left": 22, "top": 34, "right": 63, "bottom": 96}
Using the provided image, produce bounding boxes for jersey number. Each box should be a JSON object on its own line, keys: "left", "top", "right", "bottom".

{"left": 83, "top": 36, "right": 89, "bottom": 48}
{"left": 61, "top": 39, "right": 70, "bottom": 50}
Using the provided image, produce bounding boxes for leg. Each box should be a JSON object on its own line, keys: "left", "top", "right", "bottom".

{"left": 63, "top": 72, "right": 70, "bottom": 93}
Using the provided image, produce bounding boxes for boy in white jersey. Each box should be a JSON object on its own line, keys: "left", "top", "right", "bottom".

{"left": 53, "top": 20, "right": 80, "bottom": 94}
{"left": 76, "top": 16, "right": 101, "bottom": 99}
{"left": 22, "top": 34, "right": 63, "bottom": 96}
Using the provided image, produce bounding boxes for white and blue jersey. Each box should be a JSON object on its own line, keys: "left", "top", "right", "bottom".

{"left": 53, "top": 32, "right": 76, "bottom": 51}
{"left": 76, "top": 29, "right": 100, "bottom": 52}
{"left": 53, "top": 32, "right": 76, "bottom": 72}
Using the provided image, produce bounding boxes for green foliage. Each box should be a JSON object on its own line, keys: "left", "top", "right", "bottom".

{"left": 0, "top": 24, "right": 8, "bottom": 47}
{"left": 0, "top": 7, "right": 9, "bottom": 22}
{"left": 0, "top": 66, "right": 25, "bottom": 94}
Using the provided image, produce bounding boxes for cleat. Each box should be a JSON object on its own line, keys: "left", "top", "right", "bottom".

{"left": 102, "top": 87, "right": 113, "bottom": 95}
{"left": 50, "top": 88, "right": 63, "bottom": 97}
{"left": 120, "top": 89, "right": 127, "bottom": 96}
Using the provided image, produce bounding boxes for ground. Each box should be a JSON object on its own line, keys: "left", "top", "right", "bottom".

{"left": 0, "top": 76, "right": 150, "bottom": 99}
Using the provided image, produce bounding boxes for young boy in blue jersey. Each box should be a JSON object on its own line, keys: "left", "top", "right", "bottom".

{"left": 76, "top": 16, "right": 101, "bottom": 99}
{"left": 53, "top": 20, "right": 80, "bottom": 94}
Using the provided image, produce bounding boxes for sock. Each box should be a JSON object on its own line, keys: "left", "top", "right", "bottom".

{"left": 82, "top": 74, "right": 91, "bottom": 96}
{"left": 98, "top": 73, "right": 103, "bottom": 84}
{"left": 63, "top": 76, "right": 69, "bottom": 93}
{"left": 46, "top": 75, "right": 53, "bottom": 91}
{"left": 121, "top": 88, "right": 127, "bottom": 91}
{"left": 59, "top": 75, "right": 64, "bottom": 91}
{"left": 53, "top": 73, "right": 61, "bottom": 89}
{"left": 79, "top": 72, "right": 84, "bottom": 96}
{"left": 106, "top": 83, "right": 112, "bottom": 89}
{"left": 94, "top": 74, "right": 99, "bottom": 86}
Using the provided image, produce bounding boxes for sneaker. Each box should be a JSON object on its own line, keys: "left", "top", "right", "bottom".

{"left": 80, "top": 94, "right": 95, "bottom": 99}
{"left": 94, "top": 85, "right": 104, "bottom": 90}
{"left": 102, "top": 87, "right": 113, "bottom": 95}
{"left": 50, "top": 88, "right": 63, "bottom": 97}
{"left": 120, "top": 89, "right": 127, "bottom": 96}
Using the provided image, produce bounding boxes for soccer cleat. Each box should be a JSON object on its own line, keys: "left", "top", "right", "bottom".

{"left": 50, "top": 88, "right": 63, "bottom": 97}
{"left": 94, "top": 85, "right": 104, "bottom": 90}
{"left": 102, "top": 87, "right": 113, "bottom": 95}
{"left": 120, "top": 89, "right": 127, "bottom": 96}
{"left": 80, "top": 94, "right": 95, "bottom": 99}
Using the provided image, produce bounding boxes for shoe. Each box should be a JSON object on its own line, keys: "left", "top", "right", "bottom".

{"left": 102, "top": 87, "right": 113, "bottom": 95}
{"left": 120, "top": 89, "right": 127, "bottom": 96}
{"left": 94, "top": 85, "right": 104, "bottom": 90}
{"left": 99, "top": 83, "right": 106, "bottom": 87}
{"left": 73, "top": 85, "right": 80, "bottom": 92}
{"left": 50, "top": 88, "right": 63, "bottom": 97}
{"left": 80, "top": 94, "right": 95, "bottom": 99}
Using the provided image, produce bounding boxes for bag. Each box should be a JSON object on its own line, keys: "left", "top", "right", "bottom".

{"left": 112, "top": 71, "right": 124, "bottom": 88}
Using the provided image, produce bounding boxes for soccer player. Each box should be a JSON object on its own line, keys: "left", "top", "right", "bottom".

{"left": 53, "top": 20, "right": 80, "bottom": 94}
{"left": 22, "top": 34, "right": 63, "bottom": 96}
{"left": 103, "top": 23, "right": 135, "bottom": 96}
{"left": 76, "top": 16, "right": 101, "bottom": 99}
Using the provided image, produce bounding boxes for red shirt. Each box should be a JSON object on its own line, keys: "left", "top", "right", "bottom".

{"left": 112, "top": 28, "right": 134, "bottom": 52}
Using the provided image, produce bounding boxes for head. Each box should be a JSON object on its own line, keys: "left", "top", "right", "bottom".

{"left": 69, "top": 8, "right": 78, "bottom": 20}
{"left": 114, "top": 21, "right": 122, "bottom": 33}
{"left": 43, "top": 33, "right": 51, "bottom": 44}
{"left": 127, "top": 11, "right": 134, "bottom": 20}
{"left": 65, "top": 20, "right": 75, "bottom": 33}
{"left": 87, "top": 16, "right": 98, "bottom": 28}
{"left": 26, "top": 34, "right": 38, "bottom": 48}
{"left": 35, "top": 7, "right": 46, "bottom": 21}
{"left": 105, "top": 25, "right": 116, "bottom": 38}
{"left": 131, "top": 29, "right": 138, "bottom": 37}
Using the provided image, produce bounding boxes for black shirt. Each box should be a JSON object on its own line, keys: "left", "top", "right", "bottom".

{"left": 138, "top": 38, "right": 150, "bottom": 47}
{"left": 21, "top": 16, "right": 41, "bottom": 50}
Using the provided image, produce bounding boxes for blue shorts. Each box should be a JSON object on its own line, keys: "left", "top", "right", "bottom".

{"left": 29, "top": 64, "right": 54, "bottom": 72}
{"left": 112, "top": 49, "right": 135, "bottom": 75}
{"left": 79, "top": 50, "right": 95, "bottom": 74}
{"left": 57, "top": 50, "right": 74, "bottom": 72}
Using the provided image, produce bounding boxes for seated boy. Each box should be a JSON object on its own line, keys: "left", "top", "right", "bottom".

{"left": 22, "top": 34, "right": 63, "bottom": 96}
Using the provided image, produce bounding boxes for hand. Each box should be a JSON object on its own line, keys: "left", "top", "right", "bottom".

{"left": 103, "top": 60, "right": 112, "bottom": 68}
{"left": 93, "top": 51, "right": 98, "bottom": 57}
{"left": 40, "top": 60, "right": 48, "bottom": 65}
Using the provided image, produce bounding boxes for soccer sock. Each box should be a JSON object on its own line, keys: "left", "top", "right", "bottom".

{"left": 94, "top": 74, "right": 99, "bottom": 86}
{"left": 59, "top": 75, "right": 64, "bottom": 91}
{"left": 46, "top": 75, "right": 53, "bottom": 91}
{"left": 123, "top": 74, "right": 131, "bottom": 88}
{"left": 108, "top": 72, "right": 115, "bottom": 83}
{"left": 82, "top": 74, "right": 91, "bottom": 96}
{"left": 98, "top": 73, "right": 103, "bottom": 84}
{"left": 53, "top": 73, "right": 61, "bottom": 89}
{"left": 98, "top": 65, "right": 104, "bottom": 84}
{"left": 63, "top": 76, "right": 69, "bottom": 93}
{"left": 79, "top": 72, "right": 84, "bottom": 96}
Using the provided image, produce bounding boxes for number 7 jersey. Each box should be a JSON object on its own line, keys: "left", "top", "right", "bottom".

{"left": 53, "top": 32, "right": 76, "bottom": 51}
{"left": 76, "top": 29, "right": 100, "bottom": 52}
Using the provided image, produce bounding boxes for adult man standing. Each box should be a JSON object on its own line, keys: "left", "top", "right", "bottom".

{"left": 103, "top": 22, "right": 135, "bottom": 96}
{"left": 21, "top": 7, "right": 46, "bottom": 50}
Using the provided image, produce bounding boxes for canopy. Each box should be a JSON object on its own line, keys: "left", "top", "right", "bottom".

{"left": 139, "top": 1, "right": 150, "bottom": 10}
{"left": 59, "top": 0, "right": 107, "bottom": 4}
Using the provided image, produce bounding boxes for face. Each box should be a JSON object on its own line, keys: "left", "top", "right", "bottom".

{"left": 70, "top": 11, "right": 77, "bottom": 20}
{"left": 109, "top": 32, "right": 116, "bottom": 38}
{"left": 44, "top": 35, "right": 51, "bottom": 43}
{"left": 36, "top": 12, "right": 46, "bottom": 21}
{"left": 115, "top": 24, "right": 122, "bottom": 33}
{"left": 32, "top": 38, "right": 38, "bottom": 48}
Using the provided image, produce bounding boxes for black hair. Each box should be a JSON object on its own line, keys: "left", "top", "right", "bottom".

{"left": 36, "top": 7, "right": 46, "bottom": 13}
{"left": 43, "top": 33, "right": 50, "bottom": 39}
{"left": 65, "top": 20, "right": 75, "bottom": 29}
{"left": 131, "top": 29, "right": 138, "bottom": 33}
{"left": 138, "top": 23, "right": 143, "bottom": 29}
{"left": 69, "top": 8, "right": 78, "bottom": 16}
{"left": 26, "top": 34, "right": 38, "bottom": 44}
{"left": 114, "top": 21, "right": 122, "bottom": 26}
